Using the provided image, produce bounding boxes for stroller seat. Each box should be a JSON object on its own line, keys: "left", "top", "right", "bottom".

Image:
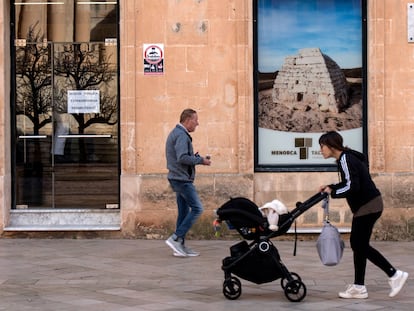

{"left": 216, "top": 197, "right": 293, "bottom": 240}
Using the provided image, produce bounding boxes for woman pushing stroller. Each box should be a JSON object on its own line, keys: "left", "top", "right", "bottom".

{"left": 318, "top": 131, "right": 408, "bottom": 299}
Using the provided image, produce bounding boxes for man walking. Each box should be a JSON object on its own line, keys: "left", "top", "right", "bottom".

{"left": 165, "top": 109, "right": 211, "bottom": 257}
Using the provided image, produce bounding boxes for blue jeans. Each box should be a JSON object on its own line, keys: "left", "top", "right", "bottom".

{"left": 168, "top": 179, "right": 204, "bottom": 239}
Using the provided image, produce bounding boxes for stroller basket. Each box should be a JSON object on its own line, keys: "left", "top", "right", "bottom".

{"left": 223, "top": 240, "right": 283, "bottom": 284}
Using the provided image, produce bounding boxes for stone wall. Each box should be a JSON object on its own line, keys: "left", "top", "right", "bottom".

{"left": 117, "top": 0, "right": 414, "bottom": 239}
{"left": 119, "top": 0, "right": 254, "bottom": 235}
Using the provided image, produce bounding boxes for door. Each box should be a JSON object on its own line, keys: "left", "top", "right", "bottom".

{"left": 12, "top": 1, "right": 119, "bottom": 209}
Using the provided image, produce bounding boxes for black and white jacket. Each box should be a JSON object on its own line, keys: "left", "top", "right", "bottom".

{"left": 329, "top": 149, "right": 381, "bottom": 214}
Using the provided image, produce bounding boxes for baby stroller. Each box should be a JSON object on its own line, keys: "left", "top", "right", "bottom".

{"left": 215, "top": 192, "right": 328, "bottom": 302}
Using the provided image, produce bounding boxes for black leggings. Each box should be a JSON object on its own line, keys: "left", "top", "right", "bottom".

{"left": 350, "top": 212, "right": 396, "bottom": 285}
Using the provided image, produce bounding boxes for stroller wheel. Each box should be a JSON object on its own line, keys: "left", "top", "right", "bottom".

{"left": 281, "top": 272, "right": 301, "bottom": 289}
{"left": 284, "top": 279, "right": 306, "bottom": 302}
{"left": 223, "top": 277, "right": 242, "bottom": 300}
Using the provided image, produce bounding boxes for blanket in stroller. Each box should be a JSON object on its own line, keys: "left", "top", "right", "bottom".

{"left": 259, "top": 199, "right": 289, "bottom": 231}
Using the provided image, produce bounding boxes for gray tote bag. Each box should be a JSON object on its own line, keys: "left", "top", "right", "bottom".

{"left": 316, "top": 197, "right": 345, "bottom": 266}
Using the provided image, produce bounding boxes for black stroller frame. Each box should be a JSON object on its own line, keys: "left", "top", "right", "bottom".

{"left": 216, "top": 192, "right": 328, "bottom": 302}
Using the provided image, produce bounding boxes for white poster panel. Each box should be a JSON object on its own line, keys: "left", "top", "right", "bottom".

{"left": 67, "top": 90, "right": 100, "bottom": 113}
{"left": 258, "top": 128, "right": 363, "bottom": 166}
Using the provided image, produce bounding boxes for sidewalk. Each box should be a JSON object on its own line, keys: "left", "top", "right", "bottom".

{"left": 0, "top": 238, "right": 412, "bottom": 310}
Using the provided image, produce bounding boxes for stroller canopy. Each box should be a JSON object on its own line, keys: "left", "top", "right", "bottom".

{"left": 217, "top": 197, "right": 269, "bottom": 230}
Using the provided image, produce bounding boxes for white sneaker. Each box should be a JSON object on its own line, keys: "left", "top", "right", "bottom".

{"left": 183, "top": 245, "right": 200, "bottom": 257}
{"left": 165, "top": 235, "right": 187, "bottom": 257}
{"left": 338, "top": 284, "right": 368, "bottom": 299}
{"left": 389, "top": 270, "right": 408, "bottom": 297}
{"left": 173, "top": 245, "right": 200, "bottom": 257}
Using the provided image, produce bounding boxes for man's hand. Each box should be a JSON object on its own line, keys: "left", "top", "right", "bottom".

{"left": 203, "top": 158, "right": 211, "bottom": 166}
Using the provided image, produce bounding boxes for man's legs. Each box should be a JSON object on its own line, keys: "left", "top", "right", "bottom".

{"left": 166, "top": 180, "right": 203, "bottom": 256}
{"left": 172, "top": 181, "right": 203, "bottom": 238}
{"left": 175, "top": 193, "right": 189, "bottom": 234}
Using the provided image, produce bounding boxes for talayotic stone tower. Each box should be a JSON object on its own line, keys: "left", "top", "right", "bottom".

{"left": 272, "top": 48, "right": 348, "bottom": 113}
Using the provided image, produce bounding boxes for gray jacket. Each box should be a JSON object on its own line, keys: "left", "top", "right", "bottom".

{"left": 165, "top": 124, "right": 204, "bottom": 182}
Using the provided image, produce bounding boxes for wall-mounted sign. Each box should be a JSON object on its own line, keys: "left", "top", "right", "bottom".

{"left": 143, "top": 43, "right": 164, "bottom": 75}
{"left": 67, "top": 90, "right": 100, "bottom": 113}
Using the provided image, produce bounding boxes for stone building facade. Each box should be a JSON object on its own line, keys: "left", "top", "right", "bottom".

{"left": 0, "top": 1, "right": 413, "bottom": 239}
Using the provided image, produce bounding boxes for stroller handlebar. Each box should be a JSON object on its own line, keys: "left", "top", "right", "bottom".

{"left": 291, "top": 192, "right": 329, "bottom": 219}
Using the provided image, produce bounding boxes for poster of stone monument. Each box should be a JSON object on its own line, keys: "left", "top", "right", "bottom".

{"left": 256, "top": 0, "right": 364, "bottom": 167}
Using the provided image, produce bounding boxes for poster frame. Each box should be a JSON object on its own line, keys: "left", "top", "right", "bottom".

{"left": 253, "top": 0, "right": 368, "bottom": 172}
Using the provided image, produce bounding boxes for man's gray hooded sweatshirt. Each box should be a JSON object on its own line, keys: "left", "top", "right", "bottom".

{"left": 166, "top": 124, "right": 204, "bottom": 182}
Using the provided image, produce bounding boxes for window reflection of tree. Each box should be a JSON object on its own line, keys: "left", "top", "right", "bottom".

{"left": 15, "top": 2, "right": 119, "bottom": 163}
{"left": 15, "top": 24, "right": 52, "bottom": 137}
{"left": 54, "top": 43, "right": 117, "bottom": 162}
{"left": 54, "top": 43, "right": 117, "bottom": 131}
